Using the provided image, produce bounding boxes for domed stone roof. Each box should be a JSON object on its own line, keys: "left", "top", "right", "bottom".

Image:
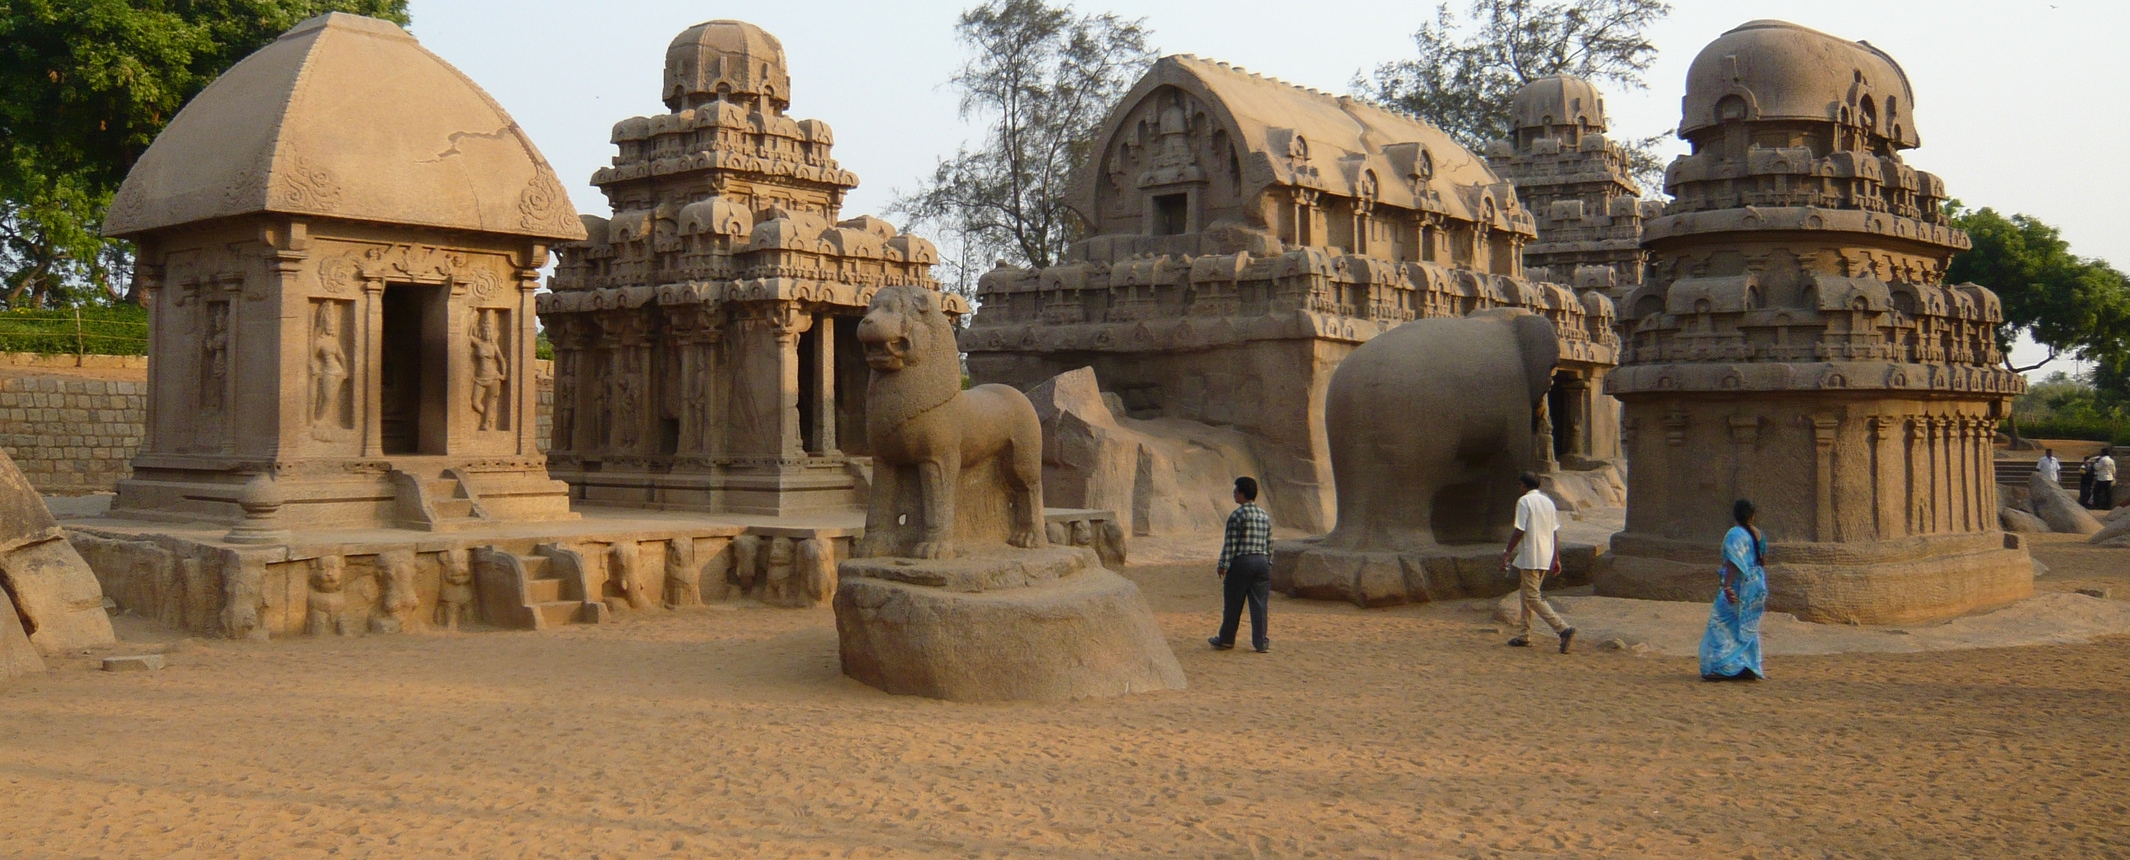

{"left": 664, "top": 20, "right": 791, "bottom": 112}
{"left": 104, "top": 13, "right": 584, "bottom": 241}
{"left": 1510, "top": 74, "right": 1607, "bottom": 132}
{"left": 1680, "top": 19, "right": 1919, "bottom": 148}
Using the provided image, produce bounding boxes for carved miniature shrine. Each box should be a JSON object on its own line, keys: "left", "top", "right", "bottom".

{"left": 538, "top": 20, "right": 959, "bottom": 516}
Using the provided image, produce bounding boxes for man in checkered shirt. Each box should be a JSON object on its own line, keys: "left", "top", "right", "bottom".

{"left": 1209, "top": 476, "right": 1273, "bottom": 653}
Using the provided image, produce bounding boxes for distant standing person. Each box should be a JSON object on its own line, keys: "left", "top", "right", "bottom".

{"left": 2037, "top": 449, "right": 2062, "bottom": 485}
{"left": 1701, "top": 499, "right": 1767, "bottom": 682}
{"left": 2096, "top": 451, "right": 2118, "bottom": 510}
{"left": 1209, "top": 476, "right": 1273, "bottom": 653}
{"left": 2080, "top": 455, "right": 2098, "bottom": 508}
{"left": 1502, "top": 472, "right": 1575, "bottom": 653}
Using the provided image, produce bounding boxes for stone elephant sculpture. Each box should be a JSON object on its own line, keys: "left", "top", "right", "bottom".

{"left": 1317, "top": 307, "right": 1558, "bottom": 551}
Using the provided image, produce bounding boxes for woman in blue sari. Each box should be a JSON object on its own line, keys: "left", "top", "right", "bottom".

{"left": 1700, "top": 499, "right": 1766, "bottom": 681}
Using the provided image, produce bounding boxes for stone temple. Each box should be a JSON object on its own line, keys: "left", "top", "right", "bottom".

{"left": 1485, "top": 74, "right": 1662, "bottom": 304}
{"left": 103, "top": 12, "right": 583, "bottom": 530}
{"left": 1600, "top": 20, "right": 2032, "bottom": 624}
{"left": 539, "top": 20, "right": 956, "bottom": 516}
{"left": 960, "top": 55, "right": 1621, "bottom": 532}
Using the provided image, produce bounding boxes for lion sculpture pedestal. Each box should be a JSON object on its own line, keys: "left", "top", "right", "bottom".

{"left": 832, "top": 286, "right": 1185, "bottom": 702}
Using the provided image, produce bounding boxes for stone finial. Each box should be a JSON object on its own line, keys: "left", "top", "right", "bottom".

{"left": 224, "top": 472, "right": 291, "bottom": 545}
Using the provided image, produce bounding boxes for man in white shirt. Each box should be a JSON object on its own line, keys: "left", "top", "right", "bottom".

{"left": 2096, "top": 452, "right": 2118, "bottom": 510}
{"left": 2037, "top": 449, "right": 2061, "bottom": 484}
{"left": 1501, "top": 472, "right": 1575, "bottom": 653}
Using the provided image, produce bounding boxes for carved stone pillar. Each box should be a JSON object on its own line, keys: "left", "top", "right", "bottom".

{"left": 814, "top": 311, "right": 837, "bottom": 455}
{"left": 770, "top": 304, "right": 813, "bottom": 458}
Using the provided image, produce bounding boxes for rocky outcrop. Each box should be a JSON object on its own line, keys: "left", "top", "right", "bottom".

{"left": 2030, "top": 472, "right": 2103, "bottom": 536}
{"left": 1025, "top": 367, "right": 1264, "bottom": 536}
{"left": 0, "top": 448, "right": 114, "bottom": 654}
{"left": 1999, "top": 507, "right": 2050, "bottom": 534}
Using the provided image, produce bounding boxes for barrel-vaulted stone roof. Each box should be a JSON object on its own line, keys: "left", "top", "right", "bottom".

{"left": 105, "top": 12, "right": 585, "bottom": 241}
{"left": 1068, "top": 54, "right": 1520, "bottom": 230}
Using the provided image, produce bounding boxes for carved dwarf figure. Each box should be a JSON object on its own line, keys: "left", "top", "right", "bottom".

{"left": 436, "top": 549, "right": 475, "bottom": 631}
{"left": 306, "top": 555, "right": 355, "bottom": 637}
{"left": 853, "top": 285, "right": 1046, "bottom": 559}
{"left": 662, "top": 538, "right": 701, "bottom": 609}
{"left": 731, "top": 534, "right": 761, "bottom": 596}
{"left": 374, "top": 549, "right": 421, "bottom": 634}
{"left": 763, "top": 537, "right": 795, "bottom": 604}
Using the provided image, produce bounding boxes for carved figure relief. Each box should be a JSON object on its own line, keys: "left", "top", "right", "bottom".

{"left": 305, "top": 555, "right": 355, "bottom": 637}
{"left": 436, "top": 549, "right": 475, "bottom": 631}
{"left": 200, "top": 302, "right": 230, "bottom": 412}
{"left": 219, "top": 552, "right": 268, "bottom": 642}
{"left": 374, "top": 549, "right": 421, "bottom": 633}
{"left": 309, "top": 302, "right": 350, "bottom": 428}
{"left": 469, "top": 308, "right": 510, "bottom": 431}
{"left": 662, "top": 539, "right": 700, "bottom": 608}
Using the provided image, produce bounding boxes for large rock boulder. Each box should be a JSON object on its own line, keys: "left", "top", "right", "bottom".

{"left": 0, "top": 447, "right": 114, "bottom": 654}
{"left": 1999, "top": 506, "right": 2050, "bottom": 534}
{"left": 835, "top": 548, "right": 1185, "bottom": 702}
{"left": 2090, "top": 513, "right": 2130, "bottom": 546}
{"left": 1025, "top": 367, "right": 1263, "bottom": 536}
{"left": 2030, "top": 471, "right": 2103, "bottom": 535}
{"left": 0, "top": 587, "right": 45, "bottom": 681}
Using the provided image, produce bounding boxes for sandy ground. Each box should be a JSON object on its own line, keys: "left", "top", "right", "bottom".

{"left": 3, "top": 537, "right": 2128, "bottom": 859}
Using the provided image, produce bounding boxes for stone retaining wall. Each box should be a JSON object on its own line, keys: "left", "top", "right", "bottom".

{"left": 0, "top": 375, "right": 146, "bottom": 494}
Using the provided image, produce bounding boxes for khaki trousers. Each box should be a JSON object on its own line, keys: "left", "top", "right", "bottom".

{"left": 1516, "top": 568, "right": 1569, "bottom": 636}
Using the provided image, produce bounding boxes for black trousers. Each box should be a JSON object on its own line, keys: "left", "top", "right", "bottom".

{"left": 2098, "top": 480, "right": 2116, "bottom": 510}
{"left": 1217, "top": 554, "right": 1271, "bottom": 649}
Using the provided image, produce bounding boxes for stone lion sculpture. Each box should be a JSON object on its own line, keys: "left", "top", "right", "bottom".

{"left": 856, "top": 285, "right": 1045, "bottom": 559}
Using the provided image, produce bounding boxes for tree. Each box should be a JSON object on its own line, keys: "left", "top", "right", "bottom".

{"left": 890, "top": 0, "right": 1154, "bottom": 294}
{"left": 1357, "top": 0, "right": 1671, "bottom": 192}
{"left": 1945, "top": 203, "right": 2130, "bottom": 374}
{"left": 0, "top": 0, "right": 410, "bottom": 309}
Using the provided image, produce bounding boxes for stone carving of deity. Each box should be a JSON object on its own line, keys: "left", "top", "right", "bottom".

{"left": 201, "top": 303, "right": 229, "bottom": 410}
{"left": 309, "top": 304, "right": 347, "bottom": 425}
{"left": 469, "top": 309, "right": 510, "bottom": 431}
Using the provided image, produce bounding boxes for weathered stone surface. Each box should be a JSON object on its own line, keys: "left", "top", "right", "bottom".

{"left": 0, "top": 456, "right": 114, "bottom": 653}
{"left": 1999, "top": 507, "right": 2050, "bottom": 534}
{"left": 1026, "top": 367, "right": 1260, "bottom": 536}
{"left": 105, "top": 12, "right": 579, "bottom": 532}
{"left": 834, "top": 555, "right": 1185, "bottom": 702}
{"left": 0, "top": 587, "right": 45, "bottom": 681}
{"left": 2090, "top": 514, "right": 2130, "bottom": 547}
{"left": 1486, "top": 74, "right": 1662, "bottom": 305}
{"left": 102, "top": 654, "right": 165, "bottom": 672}
{"left": 1272, "top": 539, "right": 1597, "bottom": 608}
{"left": 1601, "top": 20, "right": 2031, "bottom": 624}
{"left": 2031, "top": 472, "right": 2103, "bottom": 535}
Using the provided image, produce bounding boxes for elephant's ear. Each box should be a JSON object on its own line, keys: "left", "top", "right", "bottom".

{"left": 1511, "top": 312, "right": 1561, "bottom": 406}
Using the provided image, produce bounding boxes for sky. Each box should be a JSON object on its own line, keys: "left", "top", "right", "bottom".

{"left": 408, "top": 0, "right": 2128, "bottom": 376}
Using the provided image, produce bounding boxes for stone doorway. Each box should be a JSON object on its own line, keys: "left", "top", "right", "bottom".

{"left": 380, "top": 284, "right": 444, "bottom": 455}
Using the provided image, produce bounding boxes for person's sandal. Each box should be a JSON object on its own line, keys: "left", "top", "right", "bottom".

{"left": 1207, "top": 637, "right": 1234, "bottom": 651}
{"left": 1558, "top": 628, "right": 1577, "bottom": 654}
{"left": 1506, "top": 636, "right": 1531, "bottom": 647}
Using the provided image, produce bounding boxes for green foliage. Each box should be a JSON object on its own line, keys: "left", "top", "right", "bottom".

{"left": 1946, "top": 202, "right": 2130, "bottom": 373}
{"left": 0, "top": 303, "right": 149, "bottom": 355}
{"left": 890, "top": 0, "right": 1155, "bottom": 294}
{"left": 2007, "top": 371, "right": 2130, "bottom": 445}
{"left": 0, "top": 0, "right": 411, "bottom": 309}
{"left": 534, "top": 330, "right": 554, "bottom": 361}
{"left": 1357, "top": 0, "right": 1671, "bottom": 191}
